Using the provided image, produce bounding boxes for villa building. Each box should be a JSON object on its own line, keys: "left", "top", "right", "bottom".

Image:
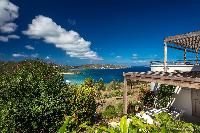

{"left": 123, "top": 30, "right": 200, "bottom": 122}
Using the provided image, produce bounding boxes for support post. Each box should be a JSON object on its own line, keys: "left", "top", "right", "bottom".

{"left": 164, "top": 42, "right": 167, "bottom": 72}
{"left": 195, "top": 48, "right": 199, "bottom": 65}
{"left": 123, "top": 74, "right": 128, "bottom": 115}
{"left": 184, "top": 48, "right": 186, "bottom": 64}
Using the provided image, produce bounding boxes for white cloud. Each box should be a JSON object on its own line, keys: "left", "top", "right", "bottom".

{"left": 0, "top": 36, "right": 8, "bottom": 42}
{"left": 116, "top": 56, "right": 122, "bottom": 59}
{"left": 7, "top": 34, "right": 20, "bottom": 39}
{"left": 12, "top": 53, "right": 27, "bottom": 58}
{"left": 0, "top": 34, "right": 20, "bottom": 42}
{"left": 23, "top": 15, "right": 102, "bottom": 60}
{"left": 0, "top": 22, "right": 17, "bottom": 33}
{"left": 12, "top": 53, "right": 39, "bottom": 58}
{"left": 25, "top": 45, "right": 35, "bottom": 50}
{"left": 133, "top": 60, "right": 147, "bottom": 63}
{"left": 0, "top": 0, "right": 19, "bottom": 33}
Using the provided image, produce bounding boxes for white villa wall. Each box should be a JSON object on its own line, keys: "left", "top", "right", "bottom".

{"left": 151, "top": 65, "right": 195, "bottom": 72}
{"left": 172, "top": 88, "right": 192, "bottom": 115}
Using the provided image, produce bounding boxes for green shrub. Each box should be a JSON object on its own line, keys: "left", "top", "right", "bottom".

{"left": 102, "top": 105, "right": 118, "bottom": 119}
{"left": 84, "top": 77, "right": 95, "bottom": 87}
{"left": 112, "top": 90, "right": 123, "bottom": 97}
{"left": 68, "top": 84, "right": 97, "bottom": 125}
{"left": 107, "top": 80, "right": 122, "bottom": 90}
{"left": 95, "top": 78, "right": 105, "bottom": 91}
{"left": 155, "top": 85, "right": 175, "bottom": 108}
{"left": 140, "top": 90, "right": 155, "bottom": 108}
{"left": 0, "top": 60, "right": 97, "bottom": 132}
{"left": 83, "top": 113, "right": 200, "bottom": 133}
{"left": 140, "top": 84, "right": 176, "bottom": 108}
{"left": 115, "top": 102, "right": 123, "bottom": 116}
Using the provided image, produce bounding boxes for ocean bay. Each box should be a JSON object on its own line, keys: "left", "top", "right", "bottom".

{"left": 64, "top": 66, "right": 150, "bottom": 83}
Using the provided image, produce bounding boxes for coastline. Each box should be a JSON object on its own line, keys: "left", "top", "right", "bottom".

{"left": 60, "top": 72, "right": 75, "bottom": 75}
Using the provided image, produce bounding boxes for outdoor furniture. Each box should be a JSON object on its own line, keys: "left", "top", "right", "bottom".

{"left": 169, "top": 107, "right": 185, "bottom": 120}
{"left": 145, "top": 108, "right": 169, "bottom": 117}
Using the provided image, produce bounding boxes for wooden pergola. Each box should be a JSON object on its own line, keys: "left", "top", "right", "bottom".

{"left": 123, "top": 30, "right": 200, "bottom": 114}
{"left": 164, "top": 30, "right": 200, "bottom": 72}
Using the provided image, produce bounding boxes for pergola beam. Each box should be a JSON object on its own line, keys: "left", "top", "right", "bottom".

{"left": 167, "top": 45, "right": 197, "bottom": 54}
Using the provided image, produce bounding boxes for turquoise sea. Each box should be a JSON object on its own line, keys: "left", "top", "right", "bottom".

{"left": 64, "top": 66, "right": 150, "bottom": 84}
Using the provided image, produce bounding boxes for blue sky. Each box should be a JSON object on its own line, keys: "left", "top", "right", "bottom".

{"left": 0, "top": 0, "right": 200, "bottom": 65}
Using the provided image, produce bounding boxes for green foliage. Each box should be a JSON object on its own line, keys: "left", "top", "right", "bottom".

{"left": 140, "top": 84, "right": 176, "bottom": 108}
{"left": 140, "top": 90, "right": 155, "bottom": 108}
{"left": 95, "top": 78, "right": 106, "bottom": 91}
{"left": 107, "top": 80, "right": 122, "bottom": 90}
{"left": 0, "top": 60, "right": 67, "bottom": 132}
{"left": 84, "top": 77, "right": 95, "bottom": 87}
{"left": 0, "top": 60, "right": 97, "bottom": 132}
{"left": 83, "top": 113, "right": 200, "bottom": 133}
{"left": 115, "top": 102, "right": 123, "bottom": 116}
{"left": 68, "top": 84, "right": 97, "bottom": 125}
{"left": 102, "top": 105, "right": 118, "bottom": 119}
{"left": 120, "top": 116, "right": 128, "bottom": 133}
{"left": 154, "top": 113, "right": 195, "bottom": 133}
{"left": 112, "top": 90, "right": 123, "bottom": 97}
{"left": 155, "top": 85, "right": 176, "bottom": 108}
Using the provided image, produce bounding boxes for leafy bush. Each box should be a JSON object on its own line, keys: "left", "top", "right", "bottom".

{"left": 67, "top": 84, "right": 97, "bottom": 126}
{"left": 83, "top": 113, "right": 200, "bottom": 133}
{"left": 95, "top": 78, "right": 105, "bottom": 91}
{"left": 155, "top": 85, "right": 175, "bottom": 108}
{"left": 140, "top": 90, "right": 155, "bottom": 108}
{"left": 102, "top": 105, "right": 118, "bottom": 119}
{"left": 107, "top": 80, "right": 122, "bottom": 90}
{"left": 115, "top": 102, "right": 123, "bottom": 116}
{"left": 0, "top": 60, "right": 97, "bottom": 132}
{"left": 140, "top": 84, "right": 176, "bottom": 108}
{"left": 112, "top": 90, "right": 123, "bottom": 97}
{"left": 83, "top": 77, "right": 95, "bottom": 87}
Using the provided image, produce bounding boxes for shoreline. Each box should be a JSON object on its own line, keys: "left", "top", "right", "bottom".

{"left": 60, "top": 72, "right": 75, "bottom": 75}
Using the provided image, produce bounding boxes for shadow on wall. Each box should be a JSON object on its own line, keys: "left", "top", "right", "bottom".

{"left": 191, "top": 65, "right": 200, "bottom": 71}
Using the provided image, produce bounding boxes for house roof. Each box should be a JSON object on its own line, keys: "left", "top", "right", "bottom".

{"left": 124, "top": 71, "right": 200, "bottom": 89}
{"left": 164, "top": 30, "right": 200, "bottom": 50}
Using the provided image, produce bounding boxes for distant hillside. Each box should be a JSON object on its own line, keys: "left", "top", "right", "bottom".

{"left": 74, "top": 64, "right": 128, "bottom": 69}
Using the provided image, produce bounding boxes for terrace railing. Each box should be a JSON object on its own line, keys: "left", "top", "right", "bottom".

{"left": 150, "top": 60, "right": 200, "bottom": 66}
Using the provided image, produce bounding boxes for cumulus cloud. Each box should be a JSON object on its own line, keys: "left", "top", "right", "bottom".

{"left": 0, "top": 34, "right": 20, "bottom": 42}
{"left": 0, "top": 0, "right": 19, "bottom": 32}
{"left": 0, "top": 0, "right": 19, "bottom": 41}
{"left": 23, "top": 15, "right": 102, "bottom": 60}
{"left": 0, "top": 22, "right": 17, "bottom": 33}
{"left": 25, "top": 45, "right": 35, "bottom": 50}
{"left": 12, "top": 53, "right": 27, "bottom": 58}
